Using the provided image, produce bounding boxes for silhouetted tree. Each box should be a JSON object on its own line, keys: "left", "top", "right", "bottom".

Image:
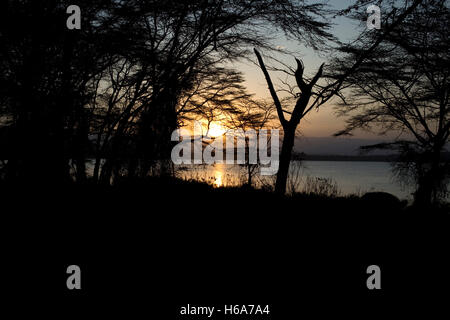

{"left": 0, "top": 0, "right": 115, "bottom": 185}
{"left": 255, "top": 49, "right": 323, "bottom": 194}
{"left": 223, "top": 99, "right": 275, "bottom": 186}
{"left": 254, "top": 0, "right": 422, "bottom": 194}
{"left": 333, "top": 0, "right": 449, "bottom": 207}
{"left": 90, "top": 62, "right": 253, "bottom": 183}
{"left": 97, "top": 0, "right": 337, "bottom": 179}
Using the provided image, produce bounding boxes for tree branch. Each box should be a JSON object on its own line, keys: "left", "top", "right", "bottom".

{"left": 254, "top": 48, "right": 287, "bottom": 128}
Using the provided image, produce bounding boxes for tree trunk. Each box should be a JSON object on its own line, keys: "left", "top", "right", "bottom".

{"left": 254, "top": 48, "right": 322, "bottom": 195}
{"left": 414, "top": 145, "right": 443, "bottom": 208}
{"left": 93, "top": 155, "right": 102, "bottom": 183}
{"left": 275, "top": 127, "right": 296, "bottom": 194}
{"left": 137, "top": 89, "right": 179, "bottom": 177}
{"left": 414, "top": 173, "right": 434, "bottom": 208}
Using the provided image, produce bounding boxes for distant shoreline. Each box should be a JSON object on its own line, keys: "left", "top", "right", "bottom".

{"left": 296, "top": 152, "right": 450, "bottom": 162}
{"left": 294, "top": 154, "right": 399, "bottom": 162}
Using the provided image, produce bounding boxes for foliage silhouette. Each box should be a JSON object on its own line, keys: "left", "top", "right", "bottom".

{"left": 333, "top": 0, "right": 449, "bottom": 207}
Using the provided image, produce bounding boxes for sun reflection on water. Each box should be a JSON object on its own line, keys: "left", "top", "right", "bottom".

{"left": 176, "top": 163, "right": 243, "bottom": 188}
{"left": 214, "top": 170, "right": 223, "bottom": 187}
{"left": 212, "top": 163, "right": 228, "bottom": 187}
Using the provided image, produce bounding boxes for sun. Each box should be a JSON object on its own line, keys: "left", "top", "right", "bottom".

{"left": 207, "top": 122, "right": 226, "bottom": 138}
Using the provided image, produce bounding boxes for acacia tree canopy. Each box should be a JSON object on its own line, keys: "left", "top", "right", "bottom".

{"left": 332, "top": 0, "right": 449, "bottom": 205}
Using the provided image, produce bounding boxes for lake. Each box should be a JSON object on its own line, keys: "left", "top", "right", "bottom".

{"left": 175, "top": 160, "right": 414, "bottom": 200}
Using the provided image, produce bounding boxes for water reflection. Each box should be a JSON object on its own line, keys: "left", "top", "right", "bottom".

{"left": 175, "top": 163, "right": 241, "bottom": 188}
{"left": 212, "top": 163, "right": 227, "bottom": 187}
{"left": 214, "top": 169, "right": 223, "bottom": 187}
{"left": 174, "top": 161, "right": 416, "bottom": 200}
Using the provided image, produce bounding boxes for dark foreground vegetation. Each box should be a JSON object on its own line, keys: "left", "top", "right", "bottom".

{"left": 2, "top": 176, "right": 449, "bottom": 316}
{"left": 2, "top": 175, "right": 449, "bottom": 213}
{"left": 3, "top": 176, "right": 448, "bottom": 223}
